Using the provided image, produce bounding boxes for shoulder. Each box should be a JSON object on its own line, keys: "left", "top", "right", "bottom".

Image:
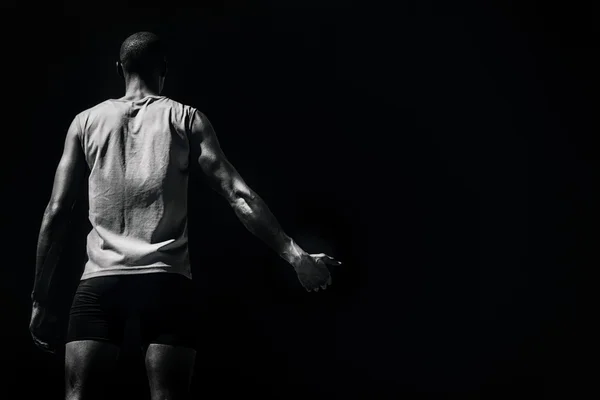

{"left": 174, "top": 103, "right": 209, "bottom": 133}
{"left": 79, "top": 99, "right": 114, "bottom": 116}
{"left": 156, "top": 97, "right": 204, "bottom": 121}
{"left": 75, "top": 100, "right": 115, "bottom": 128}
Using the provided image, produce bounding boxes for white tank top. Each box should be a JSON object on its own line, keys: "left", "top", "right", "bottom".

{"left": 76, "top": 95, "right": 196, "bottom": 280}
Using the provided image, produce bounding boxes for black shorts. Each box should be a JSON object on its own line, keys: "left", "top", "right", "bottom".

{"left": 66, "top": 273, "right": 197, "bottom": 350}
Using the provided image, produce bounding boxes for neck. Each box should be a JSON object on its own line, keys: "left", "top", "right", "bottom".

{"left": 122, "top": 74, "right": 160, "bottom": 100}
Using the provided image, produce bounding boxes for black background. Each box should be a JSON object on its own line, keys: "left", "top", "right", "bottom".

{"left": 0, "top": 1, "right": 591, "bottom": 399}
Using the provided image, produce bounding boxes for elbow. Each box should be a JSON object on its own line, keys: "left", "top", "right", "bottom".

{"left": 223, "top": 180, "right": 255, "bottom": 204}
{"left": 45, "top": 201, "right": 70, "bottom": 219}
{"left": 229, "top": 190, "right": 257, "bottom": 211}
{"left": 232, "top": 179, "right": 256, "bottom": 202}
{"left": 232, "top": 197, "right": 254, "bottom": 217}
{"left": 229, "top": 183, "right": 257, "bottom": 213}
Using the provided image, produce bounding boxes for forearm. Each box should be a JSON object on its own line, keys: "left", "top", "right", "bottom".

{"left": 230, "top": 191, "right": 304, "bottom": 266}
{"left": 31, "top": 206, "right": 70, "bottom": 304}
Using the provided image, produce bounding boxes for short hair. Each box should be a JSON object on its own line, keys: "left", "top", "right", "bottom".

{"left": 119, "top": 32, "right": 165, "bottom": 75}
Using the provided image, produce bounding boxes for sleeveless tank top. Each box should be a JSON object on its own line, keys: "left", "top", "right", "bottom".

{"left": 76, "top": 95, "right": 197, "bottom": 280}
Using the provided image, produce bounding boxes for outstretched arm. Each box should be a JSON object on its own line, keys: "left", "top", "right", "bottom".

{"left": 31, "top": 116, "right": 86, "bottom": 304}
{"left": 189, "top": 111, "right": 341, "bottom": 291}
{"left": 189, "top": 111, "right": 299, "bottom": 264}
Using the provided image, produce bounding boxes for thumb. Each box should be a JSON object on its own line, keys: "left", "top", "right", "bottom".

{"left": 313, "top": 253, "right": 343, "bottom": 266}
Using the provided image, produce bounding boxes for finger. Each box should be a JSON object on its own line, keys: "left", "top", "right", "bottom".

{"left": 327, "top": 275, "right": 332, "bottom": 285}
{"left": 321, "top": 274, "right": 331, "bottom": 289}
{"left": 33, "top": 336, "right": 49, "bottom": 347}
{"left": 40, "top": 343, "right": 55, "bottom": 354}
{"left": 315, "top": 253, "right": 334, "bottom": 260}
{"left": 34, "top": 338, "right": 51, "bottom": 351}
{"left": 32, "top": 332, "right": 54, "bottom": 348}
{"left": 314, "top": 253, "right": 342, "bottom": 265}
{"left": 323, "top": 257, "right": 342, "bottom": 266}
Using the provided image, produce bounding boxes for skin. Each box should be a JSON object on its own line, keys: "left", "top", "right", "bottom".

{"left": 30, "top": 55, "right": 342, "bottom": 400}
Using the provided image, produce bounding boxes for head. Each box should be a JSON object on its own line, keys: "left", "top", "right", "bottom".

{"left": 117, "top": 32, "right": 167, "bottom": 93}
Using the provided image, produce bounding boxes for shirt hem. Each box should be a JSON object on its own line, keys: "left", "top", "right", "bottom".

{"left": 80, "top": 267, "right": 192, "bottom": 281}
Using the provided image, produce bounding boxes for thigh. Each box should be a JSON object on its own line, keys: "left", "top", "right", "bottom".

{"left": 65, "top": 340, "right": 120, "bottom": 400}
{"left": 138, "top": 274, "right": 197, "bottom": 399}
{"left": 66, "top": 276, "right": 127, "bottom": 347}
{"left": 144, "top": 343, "right": 196, "bottom": 400}
{"left": 138, "top": 273, "right": 197, "bottom": 350}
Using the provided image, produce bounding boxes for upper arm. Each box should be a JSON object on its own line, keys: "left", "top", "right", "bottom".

{"left": 189, "top": 110, "right": 253, "bottom": 203}
{"left": 46, "top": 116, "right": 86, "bottom": 214}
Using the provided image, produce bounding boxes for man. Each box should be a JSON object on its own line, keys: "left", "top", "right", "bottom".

{"left": 29, "top": 31, "right": 341, "bottom": 400}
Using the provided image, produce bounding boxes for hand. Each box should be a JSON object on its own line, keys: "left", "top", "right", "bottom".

{"left": 29, "top": 301, "right": 60, "bottom": 354}
{"left": 292, "top": 252, "right": 342, "bottom": 292}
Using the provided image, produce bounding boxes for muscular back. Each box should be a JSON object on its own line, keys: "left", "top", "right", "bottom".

{"left": 77, "top": 95, "right": 197, "bottom": 280}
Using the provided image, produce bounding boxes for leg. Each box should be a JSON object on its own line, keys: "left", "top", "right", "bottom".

{"left": 145, "top": 343, "right": 196, "bottom": 400}
{"left": 65, "top": 340, "right": 120, "bottom": 400}
{"left": 64, "top": 276, "right": 127, "bottom": 400}
{"left": 139, "top": 273, "right": 198, "bottom": 400}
